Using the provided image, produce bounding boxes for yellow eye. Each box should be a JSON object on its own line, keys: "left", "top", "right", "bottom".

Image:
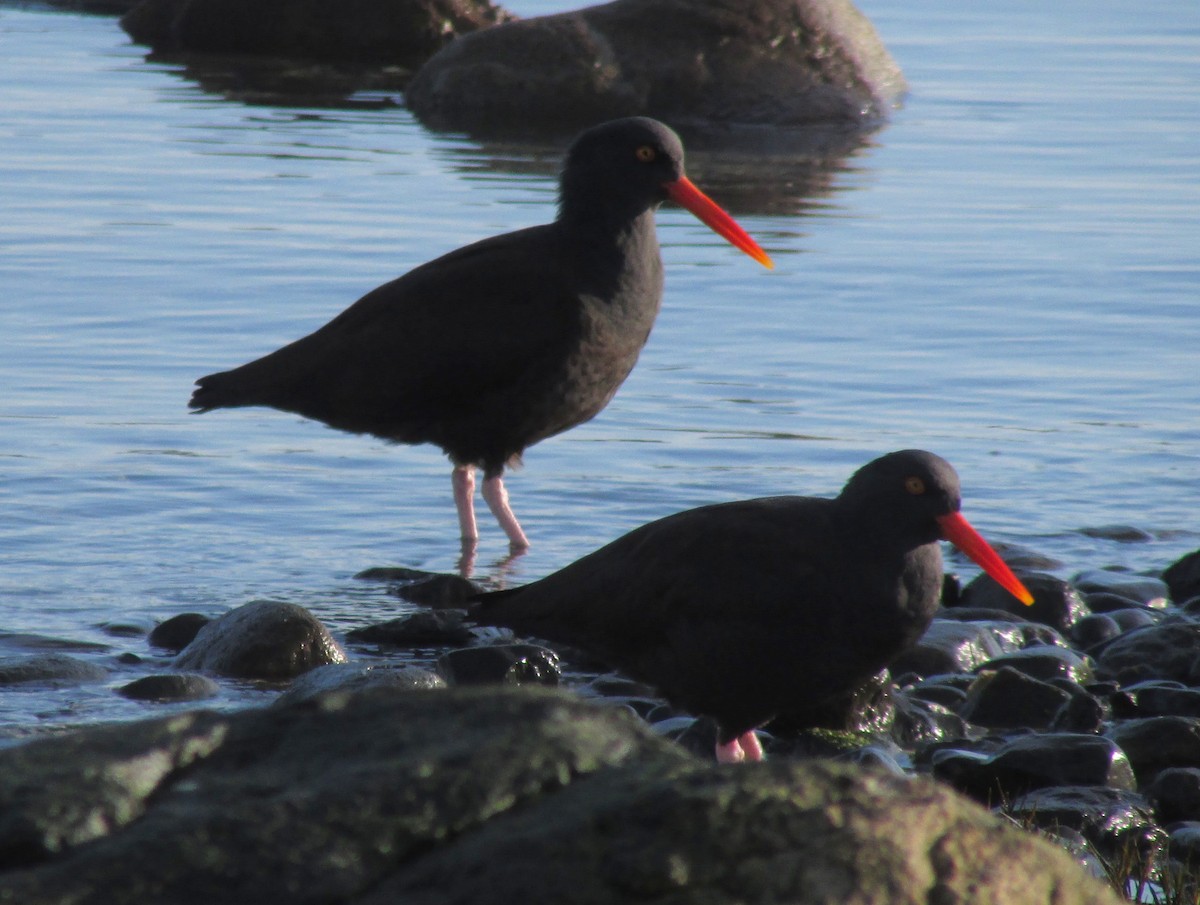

{"left": 635, "top": 145, "right": 657, "bottom": 163}
{"left": 904, "top": 476, "right": 926, "bottom": 495}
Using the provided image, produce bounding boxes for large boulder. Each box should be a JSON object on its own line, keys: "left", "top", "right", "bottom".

{"left": 0, "top": 686, "right": 1120, "bottom": 904}
{"left": 121, "top": 0, "right": 510, "bottom": 66}
{"left": 406, "top": 0, "right": 906, "bottom": 135}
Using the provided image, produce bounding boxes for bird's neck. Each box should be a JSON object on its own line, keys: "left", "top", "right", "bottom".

{"left": 558, "top": 207, "right": 663, "bottom": 299}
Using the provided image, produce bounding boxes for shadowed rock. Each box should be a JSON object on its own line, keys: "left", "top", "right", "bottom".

{"left": 406, "top": 0, "right": 906, "bottom": 136}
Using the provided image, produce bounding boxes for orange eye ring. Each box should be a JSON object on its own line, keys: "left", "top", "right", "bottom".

{"left": 635, "top": 145, "right": 656, "bottom": 163}
{"left": 904, "top": 476, "right": 926, "bottom": 495}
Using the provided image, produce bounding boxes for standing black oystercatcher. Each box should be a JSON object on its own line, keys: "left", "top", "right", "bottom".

{"left": 471, "top": 450, "right": 1034, "bottom": 763}
{"left": 189, "top": 117, "right": 771, "bottom": 550}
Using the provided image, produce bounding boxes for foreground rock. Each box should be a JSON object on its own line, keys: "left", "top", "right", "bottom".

{"left": 121, "top": 0, "right": 510, "bottom": 67}
{"left": 406, "top": 0, "right": 906, "bottom": 135}
{"left": 0, "top": 687, "right": 1118, "bottom": 904}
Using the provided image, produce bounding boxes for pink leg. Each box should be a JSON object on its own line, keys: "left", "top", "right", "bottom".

{"left": 714, "top": 730, "right": 764, "bottom": 764}
{"left": 451, "top": 465, "right": 478, "bottom": 542}
{"left": 481, "top": 473, "right": 530, "bottom": 549}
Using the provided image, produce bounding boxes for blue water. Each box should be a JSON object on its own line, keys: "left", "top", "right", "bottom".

{"left": 0, "top": 0, "right": 1197, "bottom": 728}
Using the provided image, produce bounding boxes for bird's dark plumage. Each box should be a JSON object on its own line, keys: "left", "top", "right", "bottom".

{"left": 190, "top": 117, "right": 770, "bottom": 548}
{"left": 471, "top": 450, "right": 1032, "bottom": 761}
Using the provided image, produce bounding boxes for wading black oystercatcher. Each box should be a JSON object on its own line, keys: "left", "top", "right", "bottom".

{"left": 471, "top": 450, "right": 1034, "bottom": 763}
{"left": 189, "top": 117, "right": 771, "bottom": 550}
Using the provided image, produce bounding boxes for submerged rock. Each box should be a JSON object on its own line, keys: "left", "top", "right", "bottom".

{"left": 406, "top": 0, "right": 906, "bottom": 135}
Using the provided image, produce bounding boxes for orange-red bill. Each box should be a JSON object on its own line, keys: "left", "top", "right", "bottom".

{"left": 664, "top": 176, "right": 773, "bottom": 269}
{"left": 936, "top": 511, "right": 1035, "bottom": 606}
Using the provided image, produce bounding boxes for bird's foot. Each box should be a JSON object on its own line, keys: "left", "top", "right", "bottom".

{"left": 715, "top": 731, "right": 764, "bottom": 764}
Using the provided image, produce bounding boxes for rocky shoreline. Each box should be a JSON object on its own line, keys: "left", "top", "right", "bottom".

{"left": 2, "top": 547, "right": 1199, "bottom": 901}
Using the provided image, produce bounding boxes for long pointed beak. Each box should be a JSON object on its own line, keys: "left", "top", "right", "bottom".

{"left": 664, "top": 176, "right": 773, "bottom": 269}
{"left": 936, "top": 511, "right": 1035, "bottom": 605}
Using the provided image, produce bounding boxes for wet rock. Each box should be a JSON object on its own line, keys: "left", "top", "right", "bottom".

{"left": 117, "top": 673, "right": 221, "bottom": 702}
{"left": 406, "top": 0, "right": 906, "bottom": 135}
{"left": 1095, "top": 618, "right": 1200, "bottom": 685}
{"left": 173, "top": 600, "right": 346, "bottom": 680}
{"left": 391, "top": 574, "right": 479, "bottom": 608}
{"left": 121, "top": 0, "right": 510, "bottom": 66}
{"left": 889, "top": 693, "right": 968, "bottom": 747}
{"left": 769, "top": 668, "right": 895, "bottom": 734}
{"left": 0, "top": 687, "right": 1121, "bottom": 904}
{"left": 961, "top": 572, "right": 1089, "bottom": 632}
{"left": 1050, "top": 690, "right": 1107, "bottom": 734}
{"left": 1072, "top": 569, "right": 1170, "bottom": 607}
{"left": 1120, "top": 681, "right": 1200, "bottom": 719}
{"left": 98, "top": 620, "right": 154, "bottom": 638}
{"left": 346, "top": 611, "right": 474, "bottom": 646}
{"left": 1107, "top": 607, "right": 1162, "bottom": 632}
{"left": 0, "top": 654, "right": 108, "bottom": 686}
{"left": 274, "top": 662, "right": 445, "bottom": 706}
{"left": 1166, "top": 821, "right": 1200, "bottom": 862}
{"left": 932, "top": 734, "right": 1136, "bottom": 804}
{"left": 1079, "top": 525, "right": 1155, "bottom": 544}
{"left": 436, "top": 643, "right": 560, "bottom": 686}
{"left": 959, "top": 666, "right": 1072, "bottom": 730}
{"left": 1005, "top": 786, "right": 1163, "bottom": 867}
{"left": 148, "top": 613, "right": 211, "bottom": 652}
{"left": 890, "top": 618, "right": 1027, "bottom": 677}
{"left": 1144, "top": 768, "right": 1200, "bottom": 824}
{"left": 1070, "top": 613, "right": 1122, "bottom": 651}
{"left": 976, "top": 646, "right": 1094, "bottom": 684}
{"left": 1082, "top": 591, "right": 1147, "bottom": 613}
{"left": 1164, "top": 549, "right": 1200, "bottom": 605}
{"left": 903, "top": 676, "right": 969, "bottom": 711}
{"left": 1105, "top": 717, "right": 1200, "bottom": 781}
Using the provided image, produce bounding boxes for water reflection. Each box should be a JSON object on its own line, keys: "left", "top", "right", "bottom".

{"left": 143, "top": 49, "right": 880, "bottom": 217}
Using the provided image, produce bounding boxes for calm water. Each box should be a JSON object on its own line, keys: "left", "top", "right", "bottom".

{"left": 0, "top": 0, "right": 1197, "bottom": 729}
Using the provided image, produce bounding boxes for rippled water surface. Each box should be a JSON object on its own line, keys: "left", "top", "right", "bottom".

{"left": 0, "top": 0, "right": 1197, "bottom": 729}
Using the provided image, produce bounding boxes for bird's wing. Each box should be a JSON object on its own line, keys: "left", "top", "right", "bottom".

{"left": 473, "top": 496, "right": 843, "bottom": 656}
{"left": 192, "top": 225, "right": 580, "bottom": 424}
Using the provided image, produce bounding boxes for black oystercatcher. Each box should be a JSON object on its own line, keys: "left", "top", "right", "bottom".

{"left": 189, "top": 117, "right": 771, "bottom": 550}
{"left": 471, "top": 450, "right": 1034, "bottom": 763}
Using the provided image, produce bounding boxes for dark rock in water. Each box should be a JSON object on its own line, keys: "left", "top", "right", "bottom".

{"left": 891, "top": 618, "right": 1028, "bottom": 678}
{"left": 1070, "top": 613, "right": 1122, "bottom": 651}
{"left": 0, "top": 654, "right": 108, "bottom": 686}
{"left": 173, "top": 600, "right": 345, "bottom": 680}
{"left": 1095, "top": 618, "right": 1200, "bottom": 685}
{"left": 932, "top": 733, "right": 1136, "bottom": 804}
{"left": 1144, "top": 767, "right": 1200, "bottom": 824}
{"left": 117, "top": 674, "right": 221, "bottom": 702}
{"left": 1120, "top": 681, "right": 1200, "bottom": 719}
{"left": 436, "top": 643, "right": 560, "bottom": 687}
{"left": 97, "top": 620, "right": 154, "bottom": 638}
{"left": 1165, "top": 821, "right": 1200, "bottom": 864}
{"left": 959, "top": 666, "right": 1072, "bottom": 730}
{"left": 148, "top": 613, "right": 211, "bottom": 652}
{"left": 0, "top": 687, "right": 1119, "bottom": 905}
{"left": 357, "top": 567, "right": 480, "bottom": 608}
{"left": 1078, "top": 525, "right": 1155, "bottom": 544}
{"left": 347, "top": 611, "right": 474, "bottom": 646}
{"left": 121, "top": 0, "right": 510, "bottom": 65}
{"left": 1072, "top": 569, "right": 1169, "bottom": 606}
{"left": 406, "top": 0, "right": 906, "bottom": 135}
{"left": 274, "top": 662, "right": 445, "bottom": 706}
{"left": 1105, "top": 716, "right": 1200, "bottom": 781}
{"left": 1164, "top": 549, "right": 1200, "bottom": 605}
{"left": 1006, "top": 786, "right": 1161, "bottom": 865}
{"left": 392, "top": 575, "right": 479, "bottom": 608}
{"left": 1081, "top": 591, "right": 1148, "bottom": 614}
{"left": 961, "top": 572, "right": 1089, "bottom": 632}
{"left": 1051, "top": 690, "right": 1108, "bottom": 735}
{"left": 976, "top": 646, "right": 1094, "bottom": 685}
{"left": 889, "top": 693, "right": 969, "bottom": 747}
